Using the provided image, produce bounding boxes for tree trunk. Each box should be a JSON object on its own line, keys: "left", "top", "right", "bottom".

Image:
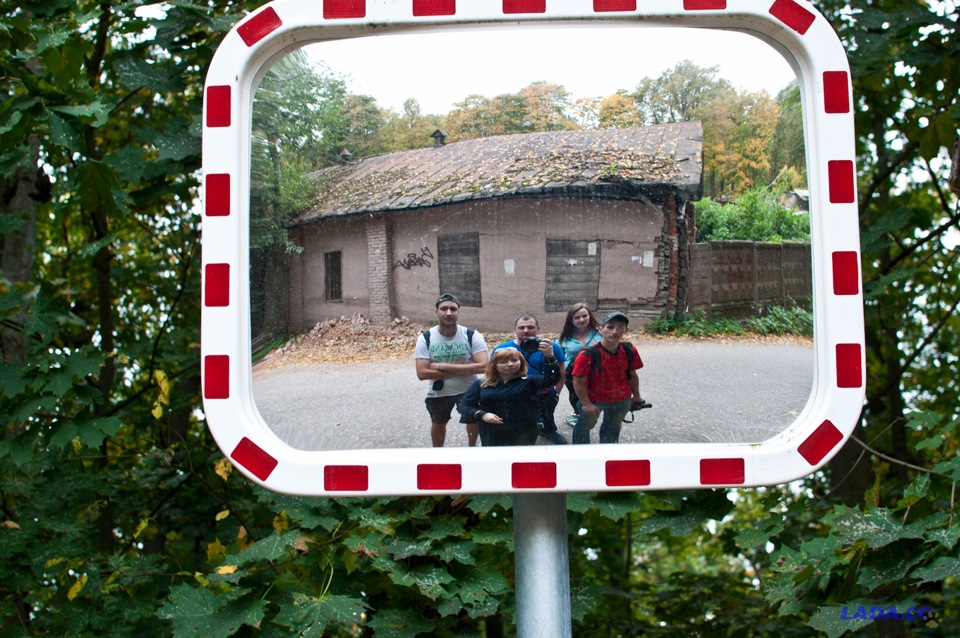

{"left": 0, "top": 143, "right": 42, "bottom": 365}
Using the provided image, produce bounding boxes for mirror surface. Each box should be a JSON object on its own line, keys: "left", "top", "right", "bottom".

{"left": 248, "top": 26, "right": 814, "bottom": 451}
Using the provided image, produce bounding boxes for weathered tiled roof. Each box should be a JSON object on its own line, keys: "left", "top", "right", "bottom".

{"left": 294, "top": 122, "right": 703, "bottom": 224}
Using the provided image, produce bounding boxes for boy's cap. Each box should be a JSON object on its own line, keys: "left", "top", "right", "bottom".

{"left": 435, "top": 293, "right": 461, "bottom": 307}
{"left": 601, "top": 311, "right": 629, "bottom": 325}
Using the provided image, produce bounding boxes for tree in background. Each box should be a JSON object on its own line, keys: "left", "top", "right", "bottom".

{"left": 596, "top": 90, "right": 646, "bottom": 130}
{"left": 693, "top": 187, "right": 810, "bottom": 243}
{"left": 250, "top": 50, "right": 348, "bottom": 341}
{"left": 340, "top": 93, "right": 390, "bottom": 158}
{"left": 380, "top": 98, "right": 444, "bottom": 151}
{"left": 631, "top": 59, "right": 736, "bottom": 124}
{"left": 770, "top": 83, "right": 807, "bottom": 187}
{"left": 703, "top": 88, "right": 781, "bottom": 195}
{"left": 520, "top": 81, "right": 578, "bottom": 132}
{"left": 443, "top": 92, "right": 527, "bottom": 139}
{"left": 441, "top": 82, "right": 578, "bottom": 141}
{"left": 0, "top": 1, "right": 267, "bottom": 633}
{"left": 624, "top": 59, "right": 792, "bottom": 198}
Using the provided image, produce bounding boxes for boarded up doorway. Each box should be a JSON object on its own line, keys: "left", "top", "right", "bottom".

{"left": 438, "top": 232, "right": 482, "bottom": 307}
{"left": 545, "top": 239, "right": 600, "bottom": 312}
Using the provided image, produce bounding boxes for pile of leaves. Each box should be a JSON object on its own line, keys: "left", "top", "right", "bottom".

{"left": 258, "top": 314, "right": 811, "bottom": 370}
{"left": 260, "top": 314, "right": 425, "bottom": 367}
{"left": 258, "top": 313, "right": 515, "bottom": 368}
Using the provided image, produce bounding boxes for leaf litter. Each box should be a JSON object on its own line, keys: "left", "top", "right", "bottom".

{"left": 254, "top": 312, "right": 810, "bottom": 372}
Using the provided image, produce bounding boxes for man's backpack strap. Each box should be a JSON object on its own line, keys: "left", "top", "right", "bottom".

{"left": 422, "top": 327, "right": 474, "bottom": 349}
{"left": 622, "top": 341, "right": 634, "bottom": 371}
{"left": 586, "top": 342, "right": 633, "bottom": 376}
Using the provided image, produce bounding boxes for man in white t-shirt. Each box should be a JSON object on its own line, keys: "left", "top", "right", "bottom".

{"left": 414, "top": 293, "right": 489, "bottom": 447}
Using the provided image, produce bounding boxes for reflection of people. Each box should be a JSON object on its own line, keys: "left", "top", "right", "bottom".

{"left": 459, "top": 349, "right": 562, "bottom": 447}
{"left": 557, "top": 303, "right": 601, "bottom": 425}
{"left": 414, "top": 293, "right": 488, "bottom": 447}
{"left": 571, "top": 311, "right": 644, "bottom": 444}
{"left": 493, "top": 314, "right": 567, "bottom": 444}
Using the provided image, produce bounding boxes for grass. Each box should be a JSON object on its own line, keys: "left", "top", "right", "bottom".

{"left": 645, "top": 305, "right": 813, "bottom": 338}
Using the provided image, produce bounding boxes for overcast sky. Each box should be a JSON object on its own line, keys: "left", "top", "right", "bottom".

{"left": 306, "top": 25, "right": 797, "bottom": 114}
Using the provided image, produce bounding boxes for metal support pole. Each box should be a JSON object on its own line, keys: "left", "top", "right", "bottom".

{"left": 513, "top": 492, "right": 571, "bottom": 637}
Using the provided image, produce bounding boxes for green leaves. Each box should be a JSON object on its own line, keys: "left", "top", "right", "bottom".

{"left": 149, "top": 494, "right": 521, "bottom": 635}
{"left": 76, "top": 160, "right": 130, "bottom": 218}
{"left": 273, "top": 593, "right": 369, "bottom": 636}
{"left": 113, "top": 53, "right": 182, "bottom": 94}
{"left": 159, "top": 586, "right": 267, "bottom": 638}
{"left": 806, "top": 605, "right": 872, "bottom": 638}
{"left": 764, "top": 434, "right": 960, "bottom": 634}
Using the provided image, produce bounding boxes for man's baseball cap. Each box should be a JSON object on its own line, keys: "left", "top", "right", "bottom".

{"left": 435, "top": 293, "right": 461, "bottom": 307}
{"left": 601, "top": 311, "right": 630, "bottom": 325}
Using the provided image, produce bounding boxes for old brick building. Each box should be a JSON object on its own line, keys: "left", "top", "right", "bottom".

{"left": 287, "top": 123, "right": 703, "bottom": 332}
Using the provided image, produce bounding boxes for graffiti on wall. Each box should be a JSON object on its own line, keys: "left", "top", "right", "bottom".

{"left": 393, "top": 246, "right": 434, "bottom": 270}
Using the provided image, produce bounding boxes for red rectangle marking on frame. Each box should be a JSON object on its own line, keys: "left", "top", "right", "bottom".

{"left": 828, "top": 160, "right": 856, "bottom": 203}
{"left": 417, "top": 464, "right": 462, "bottom": 490}
{"left": 205, "top": 264, "right": 230, "bottom": 307}
{"left": 512, "top": 462, "right": 556, "bottom": 488}
{"left": 823, "top": 71, "right": 850, "bottom": 113}
{"left": 205, "top": 85, "right": 231, "bottom": 128}
{"left": 832, "top": 251, "right": 860, "bottom": 295}
{"left": 798, "top": 420, "right": 844, "bottom": 465}
{"left": 503, "top": 0, "right": 545, "bottom": 14}
{"left": 205, "top": 173, "right": 230, "bottom": 217}
{"left": 700, "top": 458, "right": 745, "bottom": 485}
{"left": 204, "top": 355, "right": 230, "bottom": 399}
{"left": 231, "top": 437, "right": 278, "bottom": 481}
{"left": 325, "top": 465, "right": 369, "bottom": 491}
{"left": 769, "top": 0, "right": 816, "bottom": 35}
{"left": 683, "top": 0, "right": 726, "bottom": 10}
{"left": 836, "top": 344, "right": 863, "bottom": 388}
{"left": 237, "top": 7, "right": 282, "bottom": 46}
{"left": 324, "top": 0, "right": 366, "bottom": 19}
{"left": 606, "top": 460, "right": 651, "bottom": 486}
{"left": 414, "top": 0, "right": 456, "bottom": 16}
{"left": 594, "top": 0, "right": 637, "bottom": 12}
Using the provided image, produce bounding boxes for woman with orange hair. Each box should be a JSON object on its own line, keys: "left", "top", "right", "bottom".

{"left": 459, "top": 347, "right": 562, "bottom": 446}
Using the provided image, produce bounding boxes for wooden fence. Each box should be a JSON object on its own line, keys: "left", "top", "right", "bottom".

{"left": 685, "top": 241, "right": 812, "bottom": 316}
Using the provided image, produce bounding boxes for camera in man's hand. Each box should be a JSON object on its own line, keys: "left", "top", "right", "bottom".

{"left": 520, "top": 338, "right": 541, "bottom": 354}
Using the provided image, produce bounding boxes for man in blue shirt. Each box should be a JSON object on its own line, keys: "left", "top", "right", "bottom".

{"left": 493, "top": 314, "right": 568, "bottom": 444}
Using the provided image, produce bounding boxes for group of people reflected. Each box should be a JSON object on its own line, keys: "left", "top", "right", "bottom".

{"left": 414, "top": 294, "right": 648, "bottom": 448}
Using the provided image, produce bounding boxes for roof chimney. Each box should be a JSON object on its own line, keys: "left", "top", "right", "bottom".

{"left": 430, "top": 129, "right": 448, "bottom": 147}
{"left": 339, "top": 148, "right": 353, "bottom": 163}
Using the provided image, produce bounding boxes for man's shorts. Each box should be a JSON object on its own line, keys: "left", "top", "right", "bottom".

{"left": 425, "top": 394, "right": 464, "bottom": 423}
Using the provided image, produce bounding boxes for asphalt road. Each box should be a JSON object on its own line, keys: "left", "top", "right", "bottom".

{"left": 252, "top": 339, "right": 814, "bottom": 451}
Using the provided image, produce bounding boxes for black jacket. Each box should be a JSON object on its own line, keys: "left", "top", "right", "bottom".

{"left": 459, "top": 360, "right": 561, "bottom": 446}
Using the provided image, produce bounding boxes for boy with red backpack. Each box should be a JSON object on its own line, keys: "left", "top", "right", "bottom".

{"left": 570, "top": 312, "right": 645, "bottom": 444}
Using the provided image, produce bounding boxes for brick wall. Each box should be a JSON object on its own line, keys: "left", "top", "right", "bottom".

{"left": 365, "top": 214, "right": 394, "bottom": 323}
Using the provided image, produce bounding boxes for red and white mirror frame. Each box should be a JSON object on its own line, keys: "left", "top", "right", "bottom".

{"left": 201, "top": 0, "right": 864, "bottom": 497}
